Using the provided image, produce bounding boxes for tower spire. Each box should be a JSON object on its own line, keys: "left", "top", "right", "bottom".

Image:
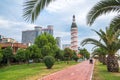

{"left": 73, "top": 15, "right": 75, "bottom": 22}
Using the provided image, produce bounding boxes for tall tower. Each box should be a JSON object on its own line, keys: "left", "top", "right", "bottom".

{"left": 71, "top": 15, "right": 78, "bottom": 53}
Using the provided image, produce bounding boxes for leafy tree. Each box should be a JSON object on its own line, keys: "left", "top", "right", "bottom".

{"left": 72, "top": 51, "right": 79, "bottom": 62}
{"left": 41, "top": 45, "right": 50, "bottom": 57}
{"left": 0, "top": 48, "right": 3, "bottom": 62}
{"left": 92, "top": 47, "right": 107, "bottom": 65}
{"left": 16, "top": 49, "right": 26, "bottom": 63}
{"left": 24, "top": 48, "right": 31, "bottom": 63}
{"left": 35, "top": 33, "right": 48, "bottom": 48}
{"left": 54, "top": 49, "right": 64, "bottom": 61}
{"left": 3, "top": 47, "right": 13, "bottom": 65}
{"left": 87, "top": 0, "right": 120, "bottom": 29}
{"left": 79, "top": 48, "right": 90, "bottom": 60}
{"left": 35, "top": 33, "right": 58, "bottom": 58}
{"left": 23, "top": 0, "right": 56, "bottom": 22}
{"left": 27, "top": 45, "right": 42, "bottom": 61}
{"left": 64, "top": 48, "right": 73, "bottom": 64}
{"left": 81, "top": 26, "right": 120, "bottom": 72}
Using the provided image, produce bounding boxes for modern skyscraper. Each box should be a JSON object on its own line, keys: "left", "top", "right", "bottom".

{"left": 71, "top": 15, "right": 78, "bottom": 53}
{"left": 56, "top": 37, "right": 61, "bottom": 49}
{"left": 22, "top": 25, "right": 53, "bottom": 45}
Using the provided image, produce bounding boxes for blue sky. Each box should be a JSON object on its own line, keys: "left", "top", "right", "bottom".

{"left": 0, "top": 0, "right": 118, "bottom": 52}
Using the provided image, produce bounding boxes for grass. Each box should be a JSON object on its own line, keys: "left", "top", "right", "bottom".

{"left": 92, "top": 60, "right": 120, "bottom": 80}
{"left": 0, "top": 61, "right": 78, "bottom": 80}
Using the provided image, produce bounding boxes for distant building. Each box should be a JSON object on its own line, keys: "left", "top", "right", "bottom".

{"left": 0, "top": 35, "right": 17, "bottom": 43}
{"left": 1, "top": 38, "right": 17, "bottom": 43}
{"left": 0, "top": 35, "right": 4, "bottom": 42}
{"left": 56, "top": 37, "right": 61, "bottom": 49}
{"left": 0, "top": 35, "right": 27, "bottom": 54}
{"left": 0, "top": 35, "right": 4, "bottom": 39}
{"left": 62, "top": 44, "right": 71, "bottom": 50}
{"left": 42, "top": 25, "right": 53, "bottom": 35}
{"left": 22, "top": 25, "right": 53, "bottom": 45}
{"left": 0, "top": 43, "right": 27, "bottom": 54}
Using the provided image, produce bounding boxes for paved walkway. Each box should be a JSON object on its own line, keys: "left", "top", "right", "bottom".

{"left": 39, "top": 60, "right": 94, "bottom": 80}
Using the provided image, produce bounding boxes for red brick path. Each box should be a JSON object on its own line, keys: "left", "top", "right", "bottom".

{"left": 39, "top": 60, "right": 94, "bottom": 80}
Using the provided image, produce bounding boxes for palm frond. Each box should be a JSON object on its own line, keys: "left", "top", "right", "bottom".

{"left": 110, "top": 15, "right": 120, "bottom": 31}
{"left": 92, "top": 47, "right": 107, "bottom": 56}
{"left": 81, "top": 38, "right": 107, "bottom": 50}
{"left": 87, "top": 0, "right": 120, "bottom": 26}
{"left": 23, "top": 0, "right": 55, "bottom": 22}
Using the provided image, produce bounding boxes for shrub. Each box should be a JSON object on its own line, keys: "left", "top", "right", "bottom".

{"left": 72, "top": 55, "right": 79, "bottom": 62}
{"left": 0, "top": 53, "right": 3, "bottom": 62}
{"left": 43, "top": 56, "right": 55, "bottom": 69}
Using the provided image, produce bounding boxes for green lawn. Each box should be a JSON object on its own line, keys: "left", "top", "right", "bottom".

{"left": 0, "top": 61, "right": 77, "bottom": 80}
{"left": 93, "top": 60, "right": 120, "bottom": 80}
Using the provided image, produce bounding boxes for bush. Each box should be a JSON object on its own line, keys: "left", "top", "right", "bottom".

{"left": 43, "top": 56, "right": 55, "bottom": 69}
{"left": 0, "top": 53, "right": 3, "bottom": 62}
{"left": 72, "top": 55, "right": 79, "bottom": 62}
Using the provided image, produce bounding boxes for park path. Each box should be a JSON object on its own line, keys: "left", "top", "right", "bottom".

{"left": 38, "top": 60, "right": 94, "bottom": 80}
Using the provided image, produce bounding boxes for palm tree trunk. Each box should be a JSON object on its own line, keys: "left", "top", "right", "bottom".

{"left": 107, "top": 55, "right": 119, "bottom": 72}
{"left": 102, "top": 55, "right": 107, "bottom": 65}
{"left": 99, "top": 55, "right": 103, "bottom": 63}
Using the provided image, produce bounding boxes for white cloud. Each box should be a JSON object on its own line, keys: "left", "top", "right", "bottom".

{"left": 0, "top": 17, "right": 36, "bottom": 42}
{"left": 54, "top": 31, "right": 70, "bottom": 37}
{"left": 46, "top": 0, "right": 85, "bottom": 13}
{"left": 45, "top": 0, "right": 100, "bottom": 26}
{"left": 1, "top": 0, "right": 118, "bottom": 53}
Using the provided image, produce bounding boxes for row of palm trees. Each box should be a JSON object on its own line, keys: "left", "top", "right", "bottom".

{"left": 84, "top": 0, "right": 120, "bottom": 72}
{"left": 23, "top": 0, "right": 120, "bottom": 72}
{"left": 81, "top": 26, "right": 120, "bottom": 72}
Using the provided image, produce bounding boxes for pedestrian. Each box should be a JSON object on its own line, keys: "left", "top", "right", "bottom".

{"left": 89, "top": 58, "right": 93, "bottom": 64}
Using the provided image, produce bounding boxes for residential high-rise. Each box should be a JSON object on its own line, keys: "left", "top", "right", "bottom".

{"left": 22, "top": 25, "right": 53, "bottom": 45}
{"left": 0, "top": 35, "right": 4, "bottom": 42}
{"left": 71, "top": 15, "right": 78, "bottom": 53}
{"left": 56, "top": 37, "right": 61, "bottom": 49}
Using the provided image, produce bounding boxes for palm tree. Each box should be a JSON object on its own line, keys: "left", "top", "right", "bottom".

{"left": 87, "top": 0, "right": 120, "bottom": 28}
{"left": 92, "top": 47, "right": 107, "bottom": 65}
{"left": 81, "top": 26, "right": 120, "bottom": 72}
{"left": 23, "top": 0, "right": 55, "bottom": 22}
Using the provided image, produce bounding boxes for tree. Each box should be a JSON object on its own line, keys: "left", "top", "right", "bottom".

{"left": 24, "top": 48, "right": 31, "bottom": 63}
{"left": 87, "top": 0, "right": 120, "bottom": 28}
{"left": 35, "top": 33, "right": 58, "bottom": 58}
{"left": 54, "top": 49, "right": 64, "bottom": 61}
{"left": 79, "top": 48, "right": 90, "bottom": 60}
{"left": 81, "top": 26, "right": 120, "bottom": 72}
{"left": 23, "top": 0, "right": 55, "bottom": 22}
{"left": 16, "top": 49, "right": 26, "bottom": 63}
{"left": 0, "top": 48, "right": 3, "bottom": 62}
{"left": 92, "top": 47, "right": 107, "bottom": 65}
{"left": 64, "top": 48, "right": 73, "bottom": 64}
{"left": 72, "top": 51, "right": 79, "bottom": 62}
{"left": 27, "top": 45, "right": 42, "bottom": 62}
{"left": 3, "top": 47, "right": 13, "bottom": 65}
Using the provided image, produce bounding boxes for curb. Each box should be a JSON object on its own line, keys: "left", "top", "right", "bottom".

{"left": 90, "top": 59, "right": 95, "bottom": 80}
